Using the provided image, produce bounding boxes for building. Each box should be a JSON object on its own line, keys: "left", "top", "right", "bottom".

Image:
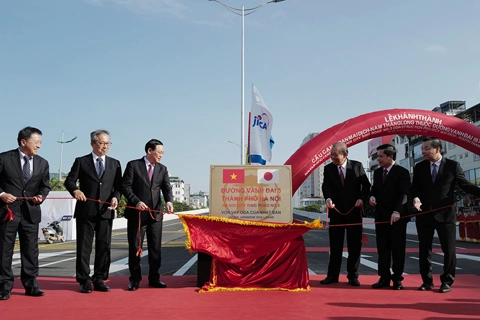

{"left": 170, "top": 175, "right": 186, "bottom": 203}
{"left": 189, "top": 190, "right": 209, "bottom": 208}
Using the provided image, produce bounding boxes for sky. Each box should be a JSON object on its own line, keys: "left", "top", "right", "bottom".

{"left": 1, "top": 0, "right": 480, "bottom": 193}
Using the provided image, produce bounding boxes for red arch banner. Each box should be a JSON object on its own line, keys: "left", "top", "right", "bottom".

{"left": 284, "top": 108, "right": 480, "bottom": 194}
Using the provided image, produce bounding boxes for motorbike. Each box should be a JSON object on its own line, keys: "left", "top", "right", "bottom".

{"left": 41, "top": 220, "right": 65, "bottom": 244}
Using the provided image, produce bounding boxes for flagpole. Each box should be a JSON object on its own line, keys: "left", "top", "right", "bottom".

{"left": 209, "top": 0, "right": 285, "bottom": 165}
{"left": 241, "top": 5, "right": 245, "bottom": 164}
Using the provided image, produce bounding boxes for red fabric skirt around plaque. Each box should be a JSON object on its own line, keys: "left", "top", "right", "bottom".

{"left": 178, "top": 214, "right": 321, "bottom": 292}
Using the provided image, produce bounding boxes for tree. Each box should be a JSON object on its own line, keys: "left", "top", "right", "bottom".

{"left": 173, "top": 201, "right": 195, "bottom": 212}
{"left": 50, "top": 177, "right": 67, "bottom": 191}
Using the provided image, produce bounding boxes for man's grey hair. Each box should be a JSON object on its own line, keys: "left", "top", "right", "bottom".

{"left": 90, "top": 129, "right": 110, "bottom": 142}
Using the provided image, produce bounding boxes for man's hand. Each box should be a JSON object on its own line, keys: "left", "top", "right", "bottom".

{"left": 108, "top": 197, "right": 118, "bottom": 210}
{"left": 73, "top": 190, "right": 87, "bottom": 202}
{"left": 390, "top": 212, "right": 400, "bottom": 225}
{"left": 369, "top": 196, "right": 376, "bottom": 207}
{"left": 0, "top": 193, "right": 16, "bottom": 204}
{"left": 355, "top": 199, "right": 364, "bottom": 208}
{"left": 136, "top": 201, "right": 149, "bottom": 211}
{"left": 413, "top": 198, "right": 422, "bottom": 211}
{"left": 31, "top": 195, "right": 43, "bottom": 204}
{"left": 166, "top": 202, "right": 174, "bottom": 213}
{"left": 326, "top": 198, "right": 335, "bottom": 209}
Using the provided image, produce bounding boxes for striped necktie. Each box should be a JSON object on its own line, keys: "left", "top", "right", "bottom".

{"left": 23, "top": 156, "right": 32, "bottom": 182}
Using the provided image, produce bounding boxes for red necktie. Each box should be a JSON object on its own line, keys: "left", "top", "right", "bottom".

{"left": 339, "top": 166, "right": 344, "bottom": 186}
{"left": 148, "top": 164, "right": 154, "bottom": 181}
{"left": 382, "top": 169, "right": 388, "bottom": 183}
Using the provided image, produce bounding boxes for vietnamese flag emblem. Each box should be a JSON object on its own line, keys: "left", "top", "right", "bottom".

{"left": 223, "top": 169, "right": 245, "bottom": 184}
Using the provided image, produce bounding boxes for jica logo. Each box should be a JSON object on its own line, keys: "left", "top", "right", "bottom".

{"left": 252, "top": 113, "right": 269, "bottom": 130}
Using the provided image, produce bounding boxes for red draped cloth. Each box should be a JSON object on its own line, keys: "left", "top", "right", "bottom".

{"left": 179, "top": 214, "right": 322, "bottom": 292}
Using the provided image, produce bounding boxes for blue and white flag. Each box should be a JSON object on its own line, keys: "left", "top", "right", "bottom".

{"left": 249, "top": 84, "right": 273, "bottom": 165}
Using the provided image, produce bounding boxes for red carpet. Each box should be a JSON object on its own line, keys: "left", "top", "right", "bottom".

{"left": 2, "top": 275, "right": 480, "bottom": 320}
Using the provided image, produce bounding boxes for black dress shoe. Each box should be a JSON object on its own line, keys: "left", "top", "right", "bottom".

{"left": 148, "top": 280, "right": 167, "bottom": 288}
{"left": 439, "top": 283, "right": 451, "bottom": 293}
{"left": 25, "top": 288, "right": 45, "bottom": 297}
{"left": 0, "top": 290, "right": 10, "bottom": 300}
{"left": 93, "top": 281, "right": 110, "bottom": 292}
{"left": 392, "top": 280, "right": 403, "bottom": 290}
{"left": 80, "top": 281, "right": 92, "bottom": 293}
{"left": 418, "top": 282, "right": 434, "bottom": 291}
{"left": 320, "top": 276, "right": 339, "bottom": 285}
{"left": 372, "top": 279, "right": 390, "bottom": 289}
{"left": 348, "top": 278, "right": 360, "bottom": 286}
{"left": 128, "top": 281, "right": 139, "bottom": 291}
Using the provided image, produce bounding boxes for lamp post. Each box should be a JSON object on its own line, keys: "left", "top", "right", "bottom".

{"left": 209, "top": 0, "right": 285, "bottom": 165}
{"left": 57, "top": 131, "right": 77, "bottom": 180}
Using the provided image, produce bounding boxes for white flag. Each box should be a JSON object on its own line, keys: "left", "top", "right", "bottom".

{"left": 257, "top": 169, "right": 280, "bottom": 184}
{"left": 249, "top": 85, "right": 273, "bottom": 165}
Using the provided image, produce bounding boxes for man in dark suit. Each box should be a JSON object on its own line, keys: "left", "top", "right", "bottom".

{"left": 0, "top": 127, "right": 51, "bottom": 300}
{"left": 64, "top": 130, "right": 122, "bottom": 293}
{"left": 412, "top": 136, "right": 480, "bottom": 293}
{"left": 122, "top": 139, "right": 174, "bottom": 291}
{"left": 369, "top": 144, "right": 410, "bottom": 290}
{"left": 321, "top": 142, "right": 370, "bottom": 286}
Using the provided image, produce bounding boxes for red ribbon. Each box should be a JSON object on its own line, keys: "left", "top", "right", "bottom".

{"left": 3, "top": 205, "right": 14, "bottom": 221}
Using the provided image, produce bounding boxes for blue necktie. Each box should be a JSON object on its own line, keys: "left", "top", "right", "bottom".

{"left": 97, "top": 158, "right": 104, "bottom": 177}
{"left": 23, "top": 155, "right": 31, "bottom": 182}
{"left": 431, "top": 163, "right": 437, "bottom": 182}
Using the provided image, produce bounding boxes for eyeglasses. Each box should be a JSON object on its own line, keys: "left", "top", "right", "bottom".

{"left": 421, "top": 146, "right": 438, "bottom": 151}
{"left": 96, "top": 141, "right": 112, "bottom": 146}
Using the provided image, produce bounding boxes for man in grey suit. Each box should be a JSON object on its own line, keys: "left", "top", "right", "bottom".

{"left": 122, "top": 139, "right": 174, "bottom": 291}
{"left": 64, "top": 130, "right": 122, "bottom": 293}
{"left": 321, "top": 142, "right": 370, "bottom": 286}
{"left": 412, "top": 136, "right": 480, "bottom": 293}
{"left": 0, "top": 127, "right": 51, "bottom": 300}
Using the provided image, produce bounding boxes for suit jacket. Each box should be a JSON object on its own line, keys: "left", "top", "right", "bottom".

{"left": 121, "top": 158, "right": 173, "bottom": 221}
{"left": 64, "top": 154, "right": 122, "bottom": 220}
{"left": 369, "top": 164, "right": 411, "bottom": 223}
{"left": 411, "top": 157, "right": 480, "bottom": 223}
{"left": 0, "top": 149, "right": 51, "bottom": 223}
{"left": 322, "top": 159, "right": 371, "bottom": 224}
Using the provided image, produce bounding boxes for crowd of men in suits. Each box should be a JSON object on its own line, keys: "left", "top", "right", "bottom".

{"left": 0, "top": 127, "right": 173, "bottom": 301}
{"left": 1, "top": 126, "right": 479, "bottom": 301}
{"left": 320, "top": 138, "right": 480, "bottom": 294}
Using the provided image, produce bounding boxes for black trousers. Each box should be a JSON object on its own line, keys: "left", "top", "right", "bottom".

{"left": 76, "top": 216, "right": 112, "bottom": 284}
{"left": 327, "top": 224, "right": 362, "bottom": 280}
{"left": 375, "top": 221, "right": 407, "bottom": 281}
{"left": 0, "top": 206, "right": 39, "bottom": 291}
{"left": 416, "top": 220, "right": 456, "bottom": 286}
{"left": 127, "top": 217, "right": 163, "bottom": 282}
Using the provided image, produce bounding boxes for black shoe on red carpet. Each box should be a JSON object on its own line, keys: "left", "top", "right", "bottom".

{"left": 372, "top": 278, "right": 390, "bottom": 289}
{"left": 392, "top": 281, "right": 403, "bottom": 290}
{"left": 25, "top": 288, "right": 45, "bottom": 297}
{"left": 0, "top": 290, "right": 10, "bottom": 300}
{"left": 418, "top": 282, "right": 434, "bottom": 291}
{"left": 348, "top": 278, "right": 360, "bottom": 286}
{"left": 128, "top": 281, "right": 139, "bottom": 291}
{"left": 148, "top": 281, "right": 167, "bottom": 288}
{"left": 439, "top": 283, "right": 450, "bottom": 293}
{"left": 93, "top": 281, "right": 110, "bottom": 292}
{"left": 320, "top": 276, "right": 338, "bottom": 285}
{"left": 80, "top": 281, "right": 92, "bottom": 293}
